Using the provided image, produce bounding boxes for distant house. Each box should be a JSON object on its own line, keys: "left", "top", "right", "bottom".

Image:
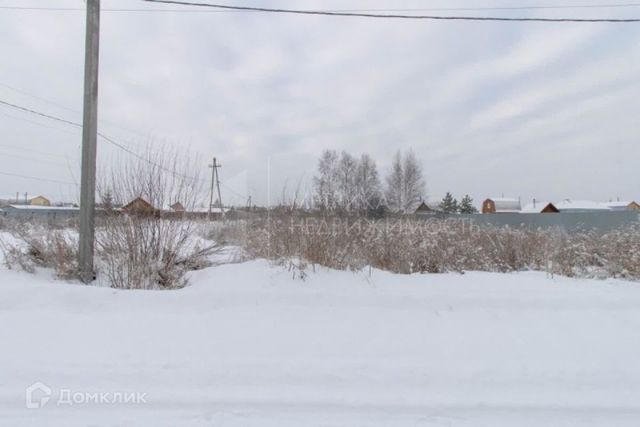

{"left": 1, "top": 204, "right": 78, "bottom": 219}
{"left": 482, "top": 197, "right": 521, "bottom": 214}
{"left": 521, "top": 201, "right": 559, "bottom": 214}
{"left": 122, "top": 197, "right": 156, "bottom": 215}
{"left": 414, "top": 201, "right": 443, "bottom": 216}
{"left": 604, "top": 201, "right": 640, "bottom": 211}
{"left": 169, "top": 202, "right": 185, "bottom": 212}
{"left": 0, "top": 195, "right": 25, "bottom": 206}
{"left": 554, "top": 199, "right": 611, "bottom": 213}
{"left": 29, "top": 195, "right": 50, "bottom": 206}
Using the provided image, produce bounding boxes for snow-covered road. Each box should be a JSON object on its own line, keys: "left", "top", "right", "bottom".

{"left": 1, "top": 260, "right": 640, "bottom": 426}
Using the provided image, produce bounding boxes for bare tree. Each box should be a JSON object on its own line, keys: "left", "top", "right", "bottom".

{"left": 385, "top": 151, "right": 405, "bottom": 212}
{"left": 385, "top": 149, "right": 426, "bottom": 213}
{"left": 314, "top": 150, "right": 383, "bottom": 214}
{"left": 355, "top": 153, "right": 382, "bottom": 212}
{"left": 403, "top": 149, "right": 426, "bottom": 212}
{"left": 313, "top": 149, "right": 339, "bottom": 212}
{"left": 337, "top": 151, "right": 358, "bottom": 212}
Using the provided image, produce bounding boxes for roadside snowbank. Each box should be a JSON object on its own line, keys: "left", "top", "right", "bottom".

{"left": 1, "top": 260, "right": 640, "bottom": 426}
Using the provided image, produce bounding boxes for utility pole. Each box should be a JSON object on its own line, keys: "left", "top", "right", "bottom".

{"left": 78, "top": 0, "right": 100, "bottom": 283}
{"left": 215, "top": 159, "right": 224, "bottom": 219}
{"left": 208, "top": 157, "right": 224, "bottom": 220}
{"left": 208, "top": 157, "right": 216, "bottom": 221}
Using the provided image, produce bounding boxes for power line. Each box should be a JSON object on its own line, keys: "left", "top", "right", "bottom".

{"left": 0, "top": 82, "right": 158, "bottom": 141}
{"left": 4, "top": 3, "right": 640, "bottom": 12}
{"left": 0, "top": 98, "right": 146, "bottom": 162}
{"left": 0, "top": 143, "right": 70, "bottom": 160}
{"left": 0, "top": 109, "right": 82, "bottom": 137}
{"left": 0, "top": 150, "right": 67, "bottom": 166}
{"left": 0, "top": 82, "right": 78, "bottom": 114}
{"left": 0, "top": 98, "right": 213, "bottom": 189}
{"left": 142, "top": 0, "right": 640, "bottom": 22}
{"left": 0, "top": 99, "right": 81, "bottom": 128}
{"left": 364, "top": 3, "right": 640, "bottom": 11}
{"left": 0, "top": 6, "right": 235, "bottom": 12}
{"left": 0, "top": 98, "right": 250, "bottom": 200}
{"left": 0, "top": 171, "right": 75, "bottom": 185}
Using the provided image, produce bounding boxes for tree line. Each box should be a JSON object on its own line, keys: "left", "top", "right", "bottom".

{"left": 312, "top": 149, "right": 477, "bottom": 215}
{"left": 313, "top": 149, "right": 426, "bottom": 214}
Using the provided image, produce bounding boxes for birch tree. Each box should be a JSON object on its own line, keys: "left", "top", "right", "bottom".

{"left": 355, "top": 153, "right": 382, "bottom": 212}
{"left": 385, "top": 150, "right": 426, "bottom": 213}
{"left": 313, "top": 149, "right": 339, "bottom": 211}
{"left": 337, "top": 151, "right": 358, "bottom": 212}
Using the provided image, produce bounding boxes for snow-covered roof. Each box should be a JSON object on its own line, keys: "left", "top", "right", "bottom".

{"left": 554, "top": 200, "right": 611, "bottom": 212}
{"left": 415, "top": 201, "right": 442, "bottom": 213}
{"left": 489, "top": 197, "right": 520, "bottom": 203}
{"left": 605, "top": 201, "right": 636, "bottom": 208}
{"left": 189, "top": 206, "right": 225, "bottom": 213}
{"left": 6, "top": 205, "right": 79, "bottom": 211}
{"left": 486, "top": 197, "right": 521, "bottom": 212}
{"left": 521, "top": 201, "right": 556, "bottom": 213}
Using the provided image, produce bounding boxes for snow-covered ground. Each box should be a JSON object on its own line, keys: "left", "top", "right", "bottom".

{"left": 1, "top": 259, "right": 640, "bottom": 426}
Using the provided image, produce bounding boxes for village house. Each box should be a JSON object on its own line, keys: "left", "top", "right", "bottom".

{"left": 29, "top": 195, "right": 50, "bottom": 206}
{"left": 554, "top": 199, "right": 612, "bottom": 213}
{"left": 520, "top": 200, "right": 559, "bottom": 214}
{"left": 482, "top": 197, "right": 521, "bottom": 214}
{"left": 0, "top": 194, "right": 50, "bottom": 206}
{"left": 122, "top": 197, "right": 156, "bottom": 215}
{"left": 169, "top": 202, "right": 185, "bottom": 213}
{"left": 604, "top": 201, "right": 640, "bottom": 211}
{"left": 414, "top": 201, "right": 443, "bottom": 216}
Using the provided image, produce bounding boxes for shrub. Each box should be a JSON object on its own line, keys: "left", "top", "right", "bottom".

{"left": 96, "top": 215, "right": 220, "bottom": 290}
{"left": 0, "top": 225, "right": 78, "bottom": 279}
{"left": 0, "top": 218, "right": 221, "bottom": 289}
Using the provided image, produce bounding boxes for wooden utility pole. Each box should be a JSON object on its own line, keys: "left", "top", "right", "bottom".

{"left": 78, "top": 0, "right": 100, "bottom": 283}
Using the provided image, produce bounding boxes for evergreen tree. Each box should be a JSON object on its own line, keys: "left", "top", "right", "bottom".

{"left": 458, "top": 194, "right": 478, "bottom": 214}
{"left": 102, "top": 189, "right": 114, "bottom": 212}
{"left": 439, "top": 192, "right": 458, "bottom": 213}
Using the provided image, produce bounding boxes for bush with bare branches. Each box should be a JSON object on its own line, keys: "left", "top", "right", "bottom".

{"left": 0, "top": 144, "right": 221, "bottom": 290}
{"left": 94, "top": 144, "right": 218, "bottom": 289}
{"left": 96, "top": 215, "right": 219, "bottom": 289}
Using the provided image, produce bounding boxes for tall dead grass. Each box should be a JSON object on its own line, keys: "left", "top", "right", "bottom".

{"left": 216, "top": 214, "right": 640, "bottom": 280}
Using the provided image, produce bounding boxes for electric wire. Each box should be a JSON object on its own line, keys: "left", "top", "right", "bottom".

{"left": 141, "top": 0, "right": 640, "bottom": 22}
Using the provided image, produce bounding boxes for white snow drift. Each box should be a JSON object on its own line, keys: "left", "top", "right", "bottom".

{"left": 1, "top": 260, "right": 640, "bottom": 426}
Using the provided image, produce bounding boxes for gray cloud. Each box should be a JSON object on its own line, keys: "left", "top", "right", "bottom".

{"left": 1, "top": 0, "right": 639, "bottom": 207}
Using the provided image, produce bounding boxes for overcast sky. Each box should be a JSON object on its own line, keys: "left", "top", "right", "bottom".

{"left": 1, "top": 0, "right": 639, "bottom": 207}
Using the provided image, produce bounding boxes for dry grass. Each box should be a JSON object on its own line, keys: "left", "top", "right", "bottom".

{"left": 0, "top": 225, "right": 78, "bottom": 279}
{"left": 0, "top": 217, "right": 221, "bottom": 289}
{"left": 217, "top": 214, "right": 640, "bottom": 280}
